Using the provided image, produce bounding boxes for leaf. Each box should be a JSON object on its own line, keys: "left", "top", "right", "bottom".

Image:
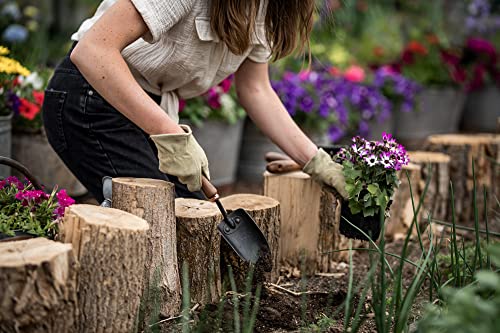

{"left": 487, "top": 243, "right": 500, "bottom": 267}
{"left": 475, "top": 271, "right": 500, "bottom": 290}
{"left": 363, "top": 206, "right": 376, "bottom": 217}
{"left": 367, "top": 184, "right": 380, "bottom": 195}
{"left": 349, "top": 200, "right": 363, "bottom": 215}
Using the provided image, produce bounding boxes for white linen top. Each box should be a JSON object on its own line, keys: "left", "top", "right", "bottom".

{"left": 71, "top": 0, "right": 271, "bottom": 123}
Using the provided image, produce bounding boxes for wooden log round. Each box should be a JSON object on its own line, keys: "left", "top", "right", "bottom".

{"left": 426, "top": 134, "right": 500, "bottom": 225}
{"left": 385, "top": 163, "right": 423, "bottom": 240}
{"left": 111, "top": 177, "right": 181, "bottom": 318}
{"left": 408, "top": 151, "right": 451, "bottom": 223}
{"left": 263, "top": 171, "right": 359, "bottom": 273}
{"left": 61, "top": 204, "right": 149, "bottom": 333}
{"left": 219, "top": 194, "right": 280, "bottom": 288}
{"left": 175, "top": 198, "right": 222, "bottom": 304}
{"left": 0, "top": 238, "right": 77, "bottom": 333}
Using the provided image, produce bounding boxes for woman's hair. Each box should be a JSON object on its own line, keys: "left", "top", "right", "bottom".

{"left": 210, "top": 0, "right": 315, "bottom": 61}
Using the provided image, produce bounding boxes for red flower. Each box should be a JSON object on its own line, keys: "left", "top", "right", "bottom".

{"left": 441, "top": 50, "right": 460, "bottom": 66}
{"left": 401, "top": 49, "right": 415, "bottom": 65}
{"left": 328, "top": 66, "right": 341, "bottom": 76}
{"left": 18, "top": 98, "right": 40, "bottom": 120}
{"left": 426, "top": 34, "right": 440, "bottom": 45}
{"left": 206, "top": 88, "right": 221, "bottom": 109}
{"left": 406, "top": 41, "right": 428, "bottom": 55}
{"left": 32, "top": 91, "right": 44, "bottom": 106}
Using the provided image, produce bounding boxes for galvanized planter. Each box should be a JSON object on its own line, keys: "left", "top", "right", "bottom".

{"left": 0, "top": 113, "right": 13, "bottom": 178}
{"left": 11, "top": 131, "right": 87, "bottom": 197}
{"left": 461, "top": 85, "right": 500, "bottom": 133}
{"left": 394, "top": 87, "right": 466, "bottom": 149}
{"left": 186, "top": 119, "right": 245, "bottom": 186}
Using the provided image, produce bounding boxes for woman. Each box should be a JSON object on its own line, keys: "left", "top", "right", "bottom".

{"left": 42, "top": 0, "right": 348, "bottom": 202}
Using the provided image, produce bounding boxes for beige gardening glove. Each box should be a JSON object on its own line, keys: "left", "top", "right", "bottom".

{"left": 303, "top": 148, "right": 349, "bottom": 199}
{"left": 151, "top": 125, "right": 210, "bottom": 192}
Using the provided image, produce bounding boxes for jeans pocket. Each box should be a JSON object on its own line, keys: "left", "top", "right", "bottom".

{"left": 42, "top": 89, "right": 68, "bottom": 153}
{"left": 84, "top": 89, "right": 134, "bottom": 131}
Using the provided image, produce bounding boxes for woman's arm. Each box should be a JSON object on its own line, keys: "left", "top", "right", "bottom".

{"left": 70, "top": 0, "right": 183, "bottom": 135}
{"left": 234, "top": 59, "right": 318, "bottom": 166}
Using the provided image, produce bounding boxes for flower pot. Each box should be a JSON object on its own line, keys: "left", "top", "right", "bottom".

{"left": 339, "top": 203, "right": 383, "bottom": 241}
{"left": 187, "top": 119, "right": 245, "bottom": 186}
{"left": 0, "top": 230, "right": 37, "bottom": 243}
{"left": 0, "top": 113, "right": 13, "bottom": 178}
{"left": 11, "top": 131, "right": 87, "bottom": 197}
{"left": 394, "top": 87, "right": 466, "bottom": 149}
{"left": 461, "top": 85, "right": 500, "bottom": 133}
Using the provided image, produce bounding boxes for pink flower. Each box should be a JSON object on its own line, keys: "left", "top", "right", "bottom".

{"left": 207, "top": 88, "right": 221, "bottom": 109}
{"left": 56, "top": 189, "right": 75, "bottom": 208}
{"left": 298, "top": 70, "right": 311, "bottom": 81}
{"left": 178, "top": 99, "right": 186, "bottom": 112}
{"left": 344, "top": 65, "right": 366, "bottom": 82}
{"left": 6, "top": 176, "right": 24, "bottom": 190}
{"left": 219, "top": 78, "right": 232, "bottom": 93}
{"left": 328, "top": 66, "right": 341, "bottom": 77}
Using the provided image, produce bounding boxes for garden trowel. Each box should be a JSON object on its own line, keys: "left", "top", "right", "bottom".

{"left": 201, "top": 177, "right": 272, "bottom": 269}
{"left": 100, "top": 176, "right": 113, "bottom": 208}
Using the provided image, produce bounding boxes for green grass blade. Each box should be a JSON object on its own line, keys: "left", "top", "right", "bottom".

{"left": 228, "top": 266, "right": 241, "bottom": 333}
{"left": 484, "top": 186, "right": 491, "bottom": 269}
{"left": 472, "top": 159, "right": 482, "bottom": 271}
{"left": 244, "top": 284, "right": 262, "bottom": 333}
{"left": 344, "top": 240, "right": 354, "bottom": 331}
{"left": 181, "top": 262, "right": 191, "bottom": 333}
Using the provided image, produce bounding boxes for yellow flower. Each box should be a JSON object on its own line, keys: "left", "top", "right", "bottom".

{"left": 0, "top": 46, "right": 9, "bottom": 56}
{"left": 0, "top": 55, "right": 30, "bottom": 76}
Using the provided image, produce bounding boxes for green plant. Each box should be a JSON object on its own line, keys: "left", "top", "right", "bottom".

{"left": 0, "top": 176, "right": 74, "bottom": 238}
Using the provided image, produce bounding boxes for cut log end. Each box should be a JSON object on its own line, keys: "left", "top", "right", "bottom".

{"left": 220, "top": 193, "right": 280, "bottom": 211}
{"left": 175, "top": 198, "right": 220, "bottom": 218}
{"left": 427, "top": 133, "right": 500, "bottom": 145}
{"left": 112, "top": 177, "right": 174, "bottom": 189}
{"left": 408, "top": 151, "right": 451, "bottom": 163}
{"left": 0, "top": 238, "right": 72, "bottom": 268}
{"left": 65, "top": 204, "right": 150, "bottom": 231}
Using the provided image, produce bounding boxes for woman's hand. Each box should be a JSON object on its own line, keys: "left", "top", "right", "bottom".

{"left": 70, "top": 0, "right": 182, "bottom": 135}
{"left": 151, "top": 125, "right": 210, "bottom": 192}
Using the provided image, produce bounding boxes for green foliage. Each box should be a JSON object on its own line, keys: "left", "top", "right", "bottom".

{"left": 417, "top": 243, "right": 500, "bottom": 333}
{"left": 302, "top": 314, "right": 336, "bottom": 332}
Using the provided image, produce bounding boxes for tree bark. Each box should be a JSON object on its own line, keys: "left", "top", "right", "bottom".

{"left": 385, "top": 163, "right": 423, "bottom": 240}
{"left": 60, "top": 204, "right": 149, "bottom": 333}
{"left": 408, "top": 151, "right": 451, "bottom": 228}
{"left": 219, "top": 194, "right": 281, "bottom": 288}
{"left": 263, "top": 171, "right": 358, "bottom": 273}
{"left": 175, "top": 198, "right": 222, "bottom": 304}
{"left": 0, "top": 238, "right": 78, "bottom": 333}
{"left": 111, "top": 178, "right": 181, "bottom": 318}
{"left": 426, "top": 134, "right": 500, "bottom": 226}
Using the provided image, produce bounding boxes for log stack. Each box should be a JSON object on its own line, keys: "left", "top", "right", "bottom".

{"left": 61, "top": 204, "right": 149, "bottom": 333}
{"left": 219, "top": 194, "right": 281, "bottom": 288}
{"left": 264, "top": 171, "right": 363, "bottom": 273}
{"left": 112, "top": 178, "right": 181, "bottom": 318}
{"left": 175, "top": 198, "right": 222, "bottom": 304}
{"left": 426, "top": 134, "right": 500, "bottom": 225}
{"left": 0, "top": 238, "right": 78, "bottom": 333}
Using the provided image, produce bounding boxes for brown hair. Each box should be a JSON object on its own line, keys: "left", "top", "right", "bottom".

{"left": 210, "top": 0, "right": 315, "bottom": 61}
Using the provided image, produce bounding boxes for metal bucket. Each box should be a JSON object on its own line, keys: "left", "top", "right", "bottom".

{"left": 461, "top": 85, "right": 500, "bottom": 133}
{"left": 0, "top": 113, "right": 13, "bottom": 178}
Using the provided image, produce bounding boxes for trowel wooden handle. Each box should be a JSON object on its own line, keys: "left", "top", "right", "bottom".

{"left": 266, "top": 159, "right": 302, "bottom": 174}
{"left": 201, "top": 176, "right": 219, "bottom": 201}
{"left": 265, "top": 152, "right": 292, "bottom": 162}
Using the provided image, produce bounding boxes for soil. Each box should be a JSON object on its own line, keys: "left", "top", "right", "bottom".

{"left": 158, "top": 239, "right": 425, "bottom": 333}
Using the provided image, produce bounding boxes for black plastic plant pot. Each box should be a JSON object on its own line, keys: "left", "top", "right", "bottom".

{"left": 0, "top": 230, "right": 37, "bottom": 243}
{"left": 339, "top": 202, "right": 382, "bottom": 242}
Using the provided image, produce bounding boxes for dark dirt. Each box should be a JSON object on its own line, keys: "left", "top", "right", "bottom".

{"left": 160, "top": 239, "right": 425, "bottom": 333}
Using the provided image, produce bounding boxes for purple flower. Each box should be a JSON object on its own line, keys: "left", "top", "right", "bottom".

{"left": 57, "top": 189, "right": 75, "bottom": 208}
{"left": 299, "top": 95, "right": 314, "bottom": 113}
{"left": 328, "top": 126, "right": 345, "bottom": 143}
{"left": 6, "top": 176, "right": 24, "bottom": 190}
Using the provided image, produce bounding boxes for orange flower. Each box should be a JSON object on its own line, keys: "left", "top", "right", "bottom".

{"left": 373, "top": 46, "right": 385, "bottom": 57}
{"left": 407, "top": 41, "right": 428, "bottom": 55}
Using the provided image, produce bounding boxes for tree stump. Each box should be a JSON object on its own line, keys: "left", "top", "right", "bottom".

{"left": 219, "top": 194, "right": 280, "bottom": 288}
{"left": 426, "top": 134, "right": 500, "bottom": 225}
{"left": 111, "top": 178, "right": 181, "bottom": 318}
{"left": 61, "top": 204, "right": 149, "bottom": 333}
{"left": 0, "top": 238, "right": 77, "bottom": 333}
{"left": 175, "top": 198, "right": 222, "bottom": 304}
{"left": 385, "top": 163, "right": 423, "bottom": 240}
{"left": 408, "top": 151, "right": 451, "bottom": 223}
{"left": 263, "top": 171, "right": 359, "bottom": 273}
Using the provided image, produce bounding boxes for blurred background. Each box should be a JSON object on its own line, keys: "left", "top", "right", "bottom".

{"left": 1, "top": 0, "right": 499, "bottom": 198}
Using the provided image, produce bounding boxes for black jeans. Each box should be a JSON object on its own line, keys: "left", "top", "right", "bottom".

{"left": 42, "top": 46, "right": 204, "bottom": 202}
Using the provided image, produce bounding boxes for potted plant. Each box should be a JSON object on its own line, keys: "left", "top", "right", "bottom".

{"left": 0, "top": 175, "right": 75, "bottom": 242}
{"left": 392, "top": 36, "right": 468, "bottom": 148}
{"left": 0, "top": 45, "right": 30, "bottom": 178}
{"left": 333, "top": 132, "right": 410, "bottom": 241}
{"left": 460, "top": 37, "right": 500, "bottom": 132}
{"left": 179, "top": 76, "right": 246, "bottom": 186}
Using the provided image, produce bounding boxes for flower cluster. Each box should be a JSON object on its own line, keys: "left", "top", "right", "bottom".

{"left": 179, "top": 76, "right": 245, "bottom": 127}
{"left": 465, "top": 0, "right": 500, "bottom": 34}
{"left": 335, "top": 133, "right": 409, "bottom": 218}
{"left": 0, "top": 176, "right": 75, "bottom": 238}
{"left": 272, "top": 67, "right": 420, "bottom": 143}
{"left": 1, "top": 2, "right": 41, "bottom": 45}
{"left": 460, "top": 37, "right": 500, "bottom": 91}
